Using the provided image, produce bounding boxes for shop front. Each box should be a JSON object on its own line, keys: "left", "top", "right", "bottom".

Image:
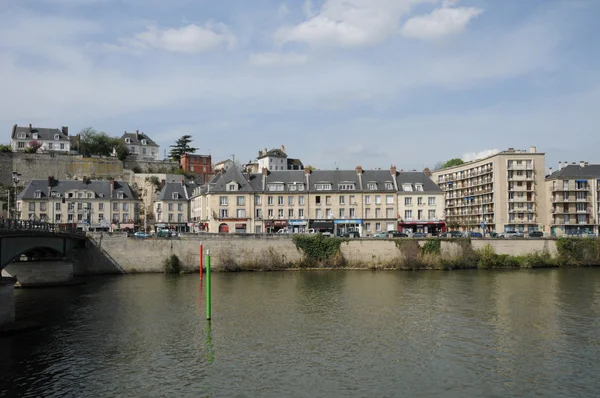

{"left": 309, "top": 219, "right": 334, "bottom": 234}
{"left": 333, "top": 219, "right": 363, "bottom": 237}
{"left": 288, "top": 219, "right": 308, "bottom": 233}
{"left": 398, "top": 220, "right": 446, "bottom": 236}
{"left": 264, "top": 220, "right": 288, "bottom": 233}
{"left": 155, "top": 223, "right": 189, "bottom": 233}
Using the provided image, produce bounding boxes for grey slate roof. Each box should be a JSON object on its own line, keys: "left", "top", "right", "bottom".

{"left": 546, "top": 164, "right": 600, "bottom": 180}
{"left": 257, "top": 148, "right": 287, "bottom": 159}
{"left": 206, "top": 169, "right": 441, "bottom": 193}
{"left": 120, "top": 132, "right": 158, "bottom": 147}
{"left": 157, "top": 181, "right": 191, "bottom": 201}
{"left": 18, "top": 179, "right": 138, "bottom": 200}
{"left": 12, "top": 125, "right": 69, "bottom": 142}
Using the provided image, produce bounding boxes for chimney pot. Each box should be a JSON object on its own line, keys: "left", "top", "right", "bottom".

{"left": 62, "top": 126, "right": 68, "bottom": 136}
{"left": 390, "top": 165, "right": 397, "bottom": 176}
{"left": 281, "top": 144, "right": 285, "bottom": 152}
{"left": 558, "top": 161, "right": 562, "bottom": 170}
{"left": 135, "top": 130, "right": 139, "bottom": 139}
{"left": 29, "top": 123, "right": 32, "bottom": 130}
{"left": 529, "top": 146, "right": 537, "bottom": 153}
{"left": 264, "top": 147, "right": 267, "bottom": 154}
{"left": 580, "top": 161, "right": 585, "bottom": 168}
{"left": 549, "top": 167, "right": 553, "bottom": 173}
{"left": 304, "top": 166, "right": 311, "bottom": 175}
{"left": 355, "top": 165, "right": 363, "bottom": 174}
{"left": 262, "top": 167, "right": 268, "bottom": 176}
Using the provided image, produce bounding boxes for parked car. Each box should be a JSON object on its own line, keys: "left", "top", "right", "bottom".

{"left": 342, "top": 231, "right": 360, "bottom": 238}
{"left": 388, "top": 231, "right": 409, "bottom": 238}
{"left": 412, "top": 232, "right": 427, "bottom": 238}
{"left": 528, "top": 231, "right": 544, "bottom": 238}
{"left": 372, "top": 232, "right": 388, "bottom": 238}
{"left": 467, "top": 232, "right": 483, "bottom": 238}
{"left": 498, "top": 230, "right": 524, "bottom": 238}
{"left": 134, "top": 231, "right": 152, "bottom": 238}
{"left": 156, "top": 230, "right": 171, "bottom": 238}
{"left": 438, "top": 231, "right": 464, "bottom": 238}
{"left": 305, "top": 228, "right": 316, "bottom": 234}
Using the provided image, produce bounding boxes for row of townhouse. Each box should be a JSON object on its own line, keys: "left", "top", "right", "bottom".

{"left": 187, "top": 165, "right": 445, "bottom": 236}
{"left": 16, "top": 177, "right": 140, "bottom": 231}
{"left": 430, "top": 147, "right": 600, "bottom": 236}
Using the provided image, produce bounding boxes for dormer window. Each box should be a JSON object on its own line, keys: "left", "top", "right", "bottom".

{"left": 141, "top": 139, "right": 147, "bottom": 145}
{"left": 87, "top": 192, "right": 93, "bottom": 198}
{"left": 34, "top": 190, "right": 42, "bottom": 198}
{"left": 338, "top": 183, "right": 355, "bottom": 191}
{"left": 228, "top": 184, "right": 237, "bottom": 191}
{"left": 172, "top": 193, "right": 179, "bottom": 199}
{"left": 32, "top": 133, "right": 38, "bottom": 140}
{"left": 267, "top": 183, "right": 284, "bottom": 191}
{"left": 125, "top": 138, "right": 130, "bottom": 144}
{"left": 385, "top": 182, "right": 394, "bottom": 190}
{"left": 415, "top": 184, "right": 424, "bottom": 192}
{"left": 315, "top": 183, "right": 332, "bottom": 191}
{"left": 54, "top": 134, "right": 60, "bottom": 140}
{"left": 17, "top": 133, "right": 26, "bottom": 139}
{"left": 117, "top": 192, "right": 124, "bottom": 199}
{"left": 367, "top": 182, "right": 377, "bottom": 190}
{"left": 402, "top": 184, "right": 413, "bottom": 192}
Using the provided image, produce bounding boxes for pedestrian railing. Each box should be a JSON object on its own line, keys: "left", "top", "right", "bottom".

{"left": 0, "top": 218, "right": 85, "bottom": 236}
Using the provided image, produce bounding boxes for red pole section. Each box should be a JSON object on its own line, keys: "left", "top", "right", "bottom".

{"left": 200, "top": 243, "right": 203, "bottom": 279}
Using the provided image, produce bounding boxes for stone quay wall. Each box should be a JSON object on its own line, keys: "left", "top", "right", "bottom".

{"left": 90, "top": 234, "right": 562, "bottom": 273}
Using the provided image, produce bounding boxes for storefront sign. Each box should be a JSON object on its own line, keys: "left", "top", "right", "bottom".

{"left": 265, "top": 220, "right": 288, "bottom": 227}
{"left": 288, "top": 219, "right": 307, "bottom": 226}
{"left": 333, "top": 219, "right": 363, "bottom": 225}
{"left": 310, "top": 220, "right": 334, "bottom": 229}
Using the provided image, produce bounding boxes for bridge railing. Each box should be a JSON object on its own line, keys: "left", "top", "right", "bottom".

{"left": 0, "top": 218, "right": 85, "bottom": 236}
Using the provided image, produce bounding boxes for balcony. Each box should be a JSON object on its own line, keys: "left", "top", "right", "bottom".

{"left": 507, "top": 164, "right": 534, "bottom": 171}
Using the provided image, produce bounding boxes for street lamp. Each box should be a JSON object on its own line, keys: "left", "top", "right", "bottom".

{"left": 11, "top": 171, "right": 21, "bottom": 219}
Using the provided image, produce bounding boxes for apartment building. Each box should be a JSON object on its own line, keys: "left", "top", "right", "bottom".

{"left": 120, "top": 130, "right": 159, "bottom": 160}
{"left": 11, "top": 124, "right": 70, "bottom": 153}
{"left": 189, "top": 165, "right": 444, "bottom": 235}
{"left": 180, "top": 154, "right": 214, "bottom": 184}
{"left": 545, "top": 161, "right": 600, "bottom": 236}
{"left": 431, "top": 147, "right": 547, "bottom": 234}
{"left": 256, "top": 145, "right": 304, "bottom": 171}
{"left": 16, "top": 177, "right": 140, "bottom": 231}
{"left": 154, "top": 180, "right": 191, "bottom": 232}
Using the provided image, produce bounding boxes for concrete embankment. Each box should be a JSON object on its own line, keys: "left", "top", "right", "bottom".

{"left": 89, "top": 233, "right": 562, "bottom": 273}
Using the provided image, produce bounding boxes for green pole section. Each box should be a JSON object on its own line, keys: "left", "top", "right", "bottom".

{"left": 206, "top": 249, "right": 211, "bottom": 320}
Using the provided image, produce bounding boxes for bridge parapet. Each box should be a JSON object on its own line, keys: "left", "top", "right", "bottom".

{"left": 0, "top": 219, "right": 85, "bottom": 237}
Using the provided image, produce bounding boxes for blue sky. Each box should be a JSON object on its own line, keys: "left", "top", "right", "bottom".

{"left": 1, "top": 0, "right": 599, "bottom": 171}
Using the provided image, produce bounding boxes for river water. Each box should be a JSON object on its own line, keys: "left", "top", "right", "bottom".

{"left": 1, "top": 269, "right": 600, "bottom": 397}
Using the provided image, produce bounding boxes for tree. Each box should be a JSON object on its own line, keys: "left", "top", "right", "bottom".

{"left": 111, "top": 138, "right": 129, "bottom": 161}
{"left": 169, "top": 135, "right": 197, "bottom": 162}
{"left": 74, "top": 127, "right": 128, "bottom": 160}
{"left": 0, "top": 144, "right": 12, "bottom": 153}
{"left": 435, "top": 158, "right": 464, "bottom": 170}
{"left": 26, "top": 140, "right": 42, "bottom": 153}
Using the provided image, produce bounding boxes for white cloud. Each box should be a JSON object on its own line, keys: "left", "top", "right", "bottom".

{"left": 462, "top": 149, "right": 501, "bottom": 162}
{"left": 249, "top": 52, "right": 308, "bottom": 66}
{"left": 275, "top": 0, "right": 432, "bottom": 48}
{"left": 402, "top": 5, "right": 482, "bottom": 39}
{"left": 302, "top": 0, "right": 314, "bottom": 18}
{"left": 125, "top": 23, "right": 236, "bottom": 54}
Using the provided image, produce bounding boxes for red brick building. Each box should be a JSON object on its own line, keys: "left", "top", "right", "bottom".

{"left": 180, "top": 154, "right": 214, "bottom": 183}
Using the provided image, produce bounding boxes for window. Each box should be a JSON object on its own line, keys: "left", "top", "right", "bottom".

{"left": 55, "top": 202, "right": 61, "bottom": 211}
{"left": 326, "top": 208, "right": 332, "bottom": 218}
{"left": 77, "top": 192, "right": 83, "bottom": 199}
{"left": 123, "top": 203, "right": 129, "bottom": 211}
{"left": 268, "top": 209, "right": 274, "bottom": 218}
{"left": 375, "top": 222, "right": 381, "bottom": 231}
{"left": 299, "top": 196, "right": 305, "bottom": 205}
{"left": 178, "top": 203, "right": 183, "bottom": 212}
{"left": 339, "top": 208, "right": 345, "bottom": 218}
{"left": 168, "top": 213, "right": 174, "bottom": 222}
{"left": 278, "top": 209, "right": 284, "bottom": 218}
{"left": 402, "top": 184, "right": 413, "bottom": 192}
{"left": 78, "top": 202, "right": 83, "bottom": 210}
{"left": 386, "top": 208, "right": 394, "bottom": 218}
{"left": 256, "top": 209, "right": 262, "bottom": 219}
{"left": 172, "top": 193, "right": 179, "bottom": 199}
{"left": 375, "top": 208, "right": 381, "bottom": 218}
{"left": 428, "top": 197, "right": 436, "bottom": 206}
{"left": 60, "top": 143, "right": 65, "bottom": 150}
{"left": 267, "top": 183, "right": 284, "bottom": 191}
{"left": 141, "top": 139, "right": 147, "bottom": 145}
{"left": 299, "top": 209, "right": 304, "bottom": 218}
{"left": 288, "top": 209, "right": 294, "bottom": 218}
{"left": 386, "top": 195, "right": 394, "bottom": 205}
{"left": 40, "top": 202, "right": 46, "bottom": 211}
{"left": 29, "top": 202, "right": 35, "bottom": 211}
{"left": 563, "top": 180, "right": 569, "bottom": 190}
{"left": 415, "top": 184, "right": 423, "bottom": 192}
{"left": 168, "top": 203, "right": 173, "bottom": 211}
{"left": 237, "top": 209, "right": 246, "bottom": 218}
{"left": 405, "top": 210, "right": 412, "bottom": 220}
{"left": 237, "top": 196, "right": 245, "bottom": 206}
{"left": 78, "top": 214, "right": 83, "bottom": 221}
{"left": 339, "top": 196, "right": 345, "bottom": 205}
{"left": 34, "top": 191, "right": 42, "bottom": 198}
{"left": 98, "top": 213, "right": 104, "bottom": 220}
{"left": 268, "top": 196, "right": 274, "bottom": 205}
{"left": 349, "top": 208, "right": 355, "bottom": 218}
{"left": 68, "top": 202, "right": 74, "bottom": 211}
{"left": 68, "top": 214, "right": 74, "bottom": 221}
{"left": 375, "top": 195, "right": 381, "bottom": 205}
{"left": 228, "top": 184, "right": 236, "bottom": 191}
{"left": 429, "top": 210, "right": 436, "bottom": 219}
{"left": 405, "top": 197, "right": 412, "bottom": 206}
{"left": 219, "top": 209, "right": 228, "bottom": 218}
{"left": 417, "top": 197, "right": 423, "bottom": 205}
{"left": 255, "top": 196, "right": 262, "bottom": 205}
{"left": 325, "top": 196, "right": 332, "bottom": 205}
{"left": 315, "top": 183, "right": 332, "bottom": 190}
{"left": 117, "top": 192, "right": 124, "bottom": 199}
{"left": 55, "top": 214, "right": 62, "bottom": 222}
{"left": 18, "top": 142, "right": 25, "bottom": 148}
{"left": 278, "top": 196, "right": 284, "bottom": 205}
{"left": 367, "top": 182, "right": 377, "bottom": 190}
{"left": 315, "top": 196, "right": 321, "bottom": 205}
{"left": 576, "top": 181, "right": 588, "bottom": 190}
{"left": 365, "top": 223, "right": 371, "bottom": 232}
{"left": 315, "top": 209, "right": 322, "bottom": 219}
{"left": 365, "top": 195, "right": 371, "bottom": 205}
{"left": 385, "top": 182, "right": 393, "bottom": 190}
{"left": 99, "top": 203, "right": 104, "bottom": 211}
{"left": 219, "top": 196, "right": 228, "bottom": 206}
{"left": 17, "top": 133, "right": 25, "bottom": 139}
{"left": 365, "top": 208, "right": 371, "bottom": 218}
{"left": 123, "top": 214, "right": 129, "bottom": 223}
{"left": 288, "top": 196, "right": 294, "bottom": 205}
{"left": 338, "top": 183, "right": 355, "bottom": 190}
{"left": 417, "top": 210, "right": 423, "bottom": 220}
{"left": 48, "top": 143, "right": 53, "bottom": 149}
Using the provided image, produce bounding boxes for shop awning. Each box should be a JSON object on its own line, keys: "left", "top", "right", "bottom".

{"left": 334, "top": 219, "right": 363, "bottom": 225}
{"left": 310, "top": 220, "right": 334, "bottom": 229}
{"left": 575, "top": 180, "right": 588, "bottom": 183}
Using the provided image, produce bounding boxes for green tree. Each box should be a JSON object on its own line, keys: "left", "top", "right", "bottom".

{"left": 435, "top": 158, "right": 464, "bottom": 170}
{"left": 0, "top": 144, "right": 12, "bottom": 153}
{"left": 74, "top": 127, "right": 128, "bottom": 160}
{"left": 169, "top": 135, "right": 197, "bottom": 162}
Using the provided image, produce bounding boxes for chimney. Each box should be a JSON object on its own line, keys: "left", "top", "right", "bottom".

{"left": 529, "top": 146, "right": 536, "bottom": 153}
{"left": 109, "top": 178, "right": 115, "bottom": 198}
{"left": 135, "top": 130, "right": 139, "bottom": 140}
{"left": 29, "top": 123, "right": 32, "bottom": 131}
{"left": 281, "top": 144, "right": 285, "bottom": 152}
{"left": 508, "top": 148, "right": 514, "bottom": 152}
{"left": 572, "top": 162, "right": 576, "bottom": 165}
{"left": 390, "top": 165, "right": 397, "bottom": 176}
{"left": 181, "top": 178, "right": 185, "bottom": 186}
{"left": 580, "top": 161, "right": 585, "bottom": 168}
{"left": 258, "top": 150, "right": 263, "bottom": 157}
{"left": 261, "top": 167, "right": 268, "bottom": 191}
{"left": 423, "top": 167, "right": 432, "bottom": 177}
{"left": 355, "top": 165, "right": 363, "bottom": 175}
{"left": 12, "top": 124, "right": 16, "bottom": 138}
{"left": 304, "top": 166, "right": 311, "bottom": 175}
{"left": 391, "top": 165, "right": 399, "bottom": 191}
{"left": 62, "top": 126, "right": 68, "bottom": 136}
{"left": 558, "top": 161, "right": 562, "bottom": 170}
{"left": 585, "top": 162, "right": 589, "bottom": 166}
{"left": 47, "top": 176, "right": 54, "bottom": 188}
{"left": 160, "top": 179, "right": 166, "bottom": 190}
{"left": 264, "top": 147, "right": 267, "bottom": 154}
{"left": 549, "top": 167, "right": 553, "bottom": 174}
{"left": 356, "top": 165, "right": 363, "bottom": 190}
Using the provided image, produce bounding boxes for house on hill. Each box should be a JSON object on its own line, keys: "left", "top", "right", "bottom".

{"left": 11, "top": 124, "right": 71, "bottom": 153}
{"left": 120, "top": 130, "right": 160, "bottom": 161}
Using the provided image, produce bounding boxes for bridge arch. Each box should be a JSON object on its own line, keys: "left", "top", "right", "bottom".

{"left": 0, "top": 234, "right": 86, "bottom": 270}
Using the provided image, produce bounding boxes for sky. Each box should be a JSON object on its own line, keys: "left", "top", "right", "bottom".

{"left": 1, "top": 0, "right": 599, "bottom": 171}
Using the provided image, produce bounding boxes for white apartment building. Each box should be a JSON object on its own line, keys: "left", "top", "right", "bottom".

{"left": 11, "top": 124, "right": 71, "bottom": 153}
